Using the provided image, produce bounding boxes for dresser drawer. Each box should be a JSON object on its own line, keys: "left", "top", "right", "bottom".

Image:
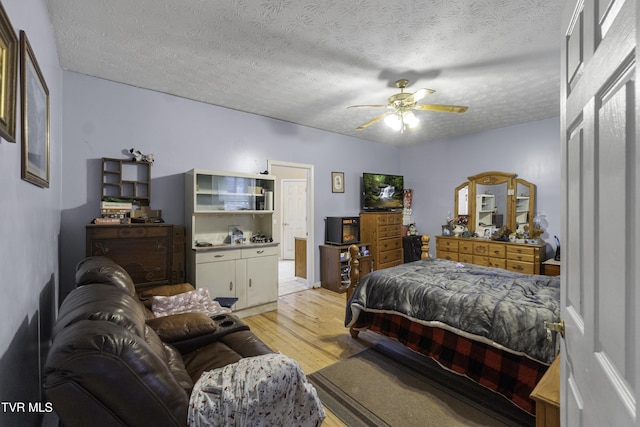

{"left": 376, "top": 214, "right": 402, "bottom": 225}
{"left": 473, "top": 256, "right": 490, "bottom": 267}
{"left": 472, "top": 242, "right": 489, "bottom": 255}
{"left": 506, "top": 249, "right": 535, "bottom": 263}
{"left": 378, "top": 248, "right": 402, "bottom": 265}
{"left": 379, "top": 225, "right": 402, "bottom": 238}
{"left": 379, "top": 238, "right": 401, "bottom": 251}
{"left": 437, "top": 239, "right": 459, "bottom": 251}
{"left": 438, "top": 250, "right": 458, "bottom": 262}
{"left": 488, "top": 244, "right": 506, "bottom": 258}
{"left": 459, "top": 240, "right": 473, "bottom": 254}
{"left": 487, "top": 258, "right": 506, "bottom": 269}
{"left": 458, "top": 253, "right": 473, "bottom": 263}
{"left": 506, "top": 260, "right": 535, "bottom": 274}
{"left": 87, "top": 225, "right": 171, "bottom": 239}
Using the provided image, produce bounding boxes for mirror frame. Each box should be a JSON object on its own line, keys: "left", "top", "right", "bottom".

{"left": 455, "top": 171, "right": 535, "bottom": 236}
{"left": 454, "top": 181, "right": 470, "bottom": 218}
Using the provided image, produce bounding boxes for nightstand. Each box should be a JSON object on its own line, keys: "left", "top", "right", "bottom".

{"left": 530, "top": 355, "right": 560, "bottom": 427}
{"left": 543, "top": 259, "right": 560, "bottom": 276}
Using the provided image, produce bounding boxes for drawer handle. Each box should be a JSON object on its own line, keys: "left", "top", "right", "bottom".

{"left": 257, "top": 250, "right": 265, "bottom": 254}
{"left": 215, "top": 254, "right": 224, "bottom": 258}
{"left": 493, "top": 250, "right": 500, "bottom": 255}
{"left": 517, "top": 256, "right": 522, "bottom": 260}
{"left": 249, "top": 279, "right": 252, "bottom": 287}
{"left": 513, "top": 265, "right": 524, "bottom": 271}
{"left": 229, "top": 281, "right": 233, "bottom": 291}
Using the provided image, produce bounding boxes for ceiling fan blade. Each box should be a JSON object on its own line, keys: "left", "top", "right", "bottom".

{"left": 355, "top": 113, "right": 388, "bottom": 130}
{"left": 406, "top": 88, "right": 435, "bottom": 104}
{"left": 347, "top": 104, "right": 389, "bottom": 109}
{"left": 414, "top": 104, "right": 468, "bottom": 113}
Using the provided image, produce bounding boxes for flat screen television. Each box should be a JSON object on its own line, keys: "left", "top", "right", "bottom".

{"left": 361, "top": 172, "right": 404, "bottom": 211}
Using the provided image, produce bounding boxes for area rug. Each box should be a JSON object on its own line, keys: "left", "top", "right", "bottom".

{"left": 308, "top": 340, "right": 534, "bottom": 427}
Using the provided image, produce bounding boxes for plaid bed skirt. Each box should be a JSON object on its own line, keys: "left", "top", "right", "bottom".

{"left": 352, "top": 311, "right": 550, "bottom": 414}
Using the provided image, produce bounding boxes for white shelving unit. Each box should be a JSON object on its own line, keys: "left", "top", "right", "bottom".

{"left": 185, "top": 169, "right": 279, "bottom": 316}
{"left": 515, "top": 196, "right": 530, "bottom": 232}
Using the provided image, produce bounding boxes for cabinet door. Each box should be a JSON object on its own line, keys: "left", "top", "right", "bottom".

{"left": 246, "top": 255, "right": 278, "bottom": 307}
{"left": 195, "top": 260, "right": 244, "bottom": 308}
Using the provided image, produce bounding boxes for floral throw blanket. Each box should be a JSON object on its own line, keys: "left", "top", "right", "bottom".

{"left": 152, "top": 288, "right": 231, "bottom": 318}
{"left": 188, "top": 353, "right": 325, "bottom": 427}
{"left": 346, "top": 258, "right": 560, "bottom": 364}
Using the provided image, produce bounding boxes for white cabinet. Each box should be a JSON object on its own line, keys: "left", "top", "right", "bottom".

{"left": 244, "top": 247, "right": 279, "bottom": 307}
{"left": 195, "top": 246, "right": 278, "bottom": 314}
{"left": 186, "top": 169, "right": 279, "bottom": 316}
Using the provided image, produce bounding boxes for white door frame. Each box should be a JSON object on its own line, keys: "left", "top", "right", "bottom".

{"left": 268, "top": 160, "right": 315, "bottom": 288}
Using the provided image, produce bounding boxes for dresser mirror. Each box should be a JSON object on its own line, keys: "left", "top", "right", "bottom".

{"left": 454, "top": 171, "right": 535, "bottom": 236}
{"left": 454, "top": 182, "right": 469, "bottom": 216}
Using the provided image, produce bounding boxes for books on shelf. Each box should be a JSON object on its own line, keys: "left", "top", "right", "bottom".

{"left": 100, "top": 201, "right": 133, "bottom": 209}
{"left": 94, "top": 217, "right": 131, "bottom": 225}
{"left": 94, "top": 200, "right": 133, "bottom": 225}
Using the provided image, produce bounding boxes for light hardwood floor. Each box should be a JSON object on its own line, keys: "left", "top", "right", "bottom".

{"left": 242, "top": 287, "right": 386, "bottom": 427}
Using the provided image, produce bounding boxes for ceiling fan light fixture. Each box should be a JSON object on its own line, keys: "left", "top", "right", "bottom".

{"left": 403, "top": 111, "right": 420, "bottom": 129}
{"left": 384, "top": 113, "right": 403, "bottom": 131}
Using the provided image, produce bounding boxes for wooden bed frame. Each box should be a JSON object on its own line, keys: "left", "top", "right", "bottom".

{"left": 345, "top": 236, "right": 549, "bottom": 415}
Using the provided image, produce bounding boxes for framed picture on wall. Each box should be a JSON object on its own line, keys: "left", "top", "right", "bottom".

{"left": 20, "top": 30, "right": 50, "bottom": 188}
{"left": 331, "top": 171, "right": 344, "bottom": 193}
{"left": 0, "top": 2, "right": 18, "bottom": 142}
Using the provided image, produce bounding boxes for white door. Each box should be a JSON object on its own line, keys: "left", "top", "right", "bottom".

{"left": 560, "top": 0, "right": 638, "bottom": 425}
{"left": 281, "top": 179, "right": 307, "bottom": 260}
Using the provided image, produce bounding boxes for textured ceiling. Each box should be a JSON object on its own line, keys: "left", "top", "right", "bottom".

{"left": 45, "top": 0, "right": 562, "bottom": 146}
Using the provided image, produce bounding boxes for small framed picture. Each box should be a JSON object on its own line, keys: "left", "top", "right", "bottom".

{"left": 331, "top": 171, "right": 344, "bottom": 193}
{"left": 442, "top": 225, "right": 452, "bottom": 236}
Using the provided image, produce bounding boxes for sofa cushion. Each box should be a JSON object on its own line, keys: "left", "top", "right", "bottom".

{"left": 44, "top": 320, "right": 189, "bottom": 427}
{"left": 146, "top": 312, "right": 218, "bottom": 343}
{"left": 54, "top": 284, "right": 147, "bottom": 338}
{"left": 143, "top": 324, "right": 193, "bottom": 391}
{"left": 75, "top": 256, "right": 136, "bottom": 297}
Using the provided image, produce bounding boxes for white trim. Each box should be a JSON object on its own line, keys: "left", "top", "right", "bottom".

{"left": 268, "top": 160, "right": 315, "bottom": 289}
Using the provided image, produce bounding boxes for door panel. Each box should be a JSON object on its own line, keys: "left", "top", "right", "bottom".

{"left": 561, "top": 0, "right": 637, "bottom": 425}
{"left": 281, "top": 179, "right": 307, "bottom": 259}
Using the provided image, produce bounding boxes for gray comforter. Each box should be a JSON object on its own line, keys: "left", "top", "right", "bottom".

{"left": 346, "top": 258, "right": 560, "bottom": 364}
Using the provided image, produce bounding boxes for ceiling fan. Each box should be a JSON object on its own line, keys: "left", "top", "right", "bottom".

{"left": 347, "top": 79, "right": 468, "bottom": 133}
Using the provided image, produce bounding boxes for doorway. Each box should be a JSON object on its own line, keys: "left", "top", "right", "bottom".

{"left": 268, "top": 160, "right": 315, "bottom": 294}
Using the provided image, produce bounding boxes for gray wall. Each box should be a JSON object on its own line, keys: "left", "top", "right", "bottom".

{"left": 399, "top": 117, "right": 561, "bottom": 258}
{"left": 59, "top": 71, "right": 401, "bottom": 294}
{"left": 0, "top": 0, "right": 62, "bottom": 425}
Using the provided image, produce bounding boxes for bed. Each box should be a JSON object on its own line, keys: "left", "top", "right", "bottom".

{"left": 344, "top": 239, "right": 560, "bottom": 414}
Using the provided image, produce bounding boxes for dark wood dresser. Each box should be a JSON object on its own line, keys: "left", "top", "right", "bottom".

{"left": 86, "top": 224, "right": 185, "bottom": 286}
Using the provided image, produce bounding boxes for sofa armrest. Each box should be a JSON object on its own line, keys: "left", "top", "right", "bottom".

{"left": 146, "top": 312, "right": 217, "bottom": 343}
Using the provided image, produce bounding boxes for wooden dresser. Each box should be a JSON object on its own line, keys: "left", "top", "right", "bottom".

{"left": 360, "top": 212, "right": 403, "bottom": 270}
{"left": 435, "top": 235, "right": 544, "bottom": 274}
{"left": 86, "top": 224, "right": 184, "bottom": 286}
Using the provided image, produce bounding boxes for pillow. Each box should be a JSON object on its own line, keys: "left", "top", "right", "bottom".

{"left": 137, "top": 283, "right": 196, "bottom": 308}
{"left": 151, "top": 288, "right": 231, "bottom": 318}
{"left": 146, "top": 312, "right": 217, "bottom": 342}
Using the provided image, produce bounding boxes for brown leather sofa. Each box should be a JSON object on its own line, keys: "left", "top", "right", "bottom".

{"left": 43, "top": 256, "right": 273, "bottom": 427}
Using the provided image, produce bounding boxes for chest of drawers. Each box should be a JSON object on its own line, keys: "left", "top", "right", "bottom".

{"left": 360, "top": 212, "right": 403, "bottom": 271}
{"left": 435, "top": 236, "right": 543, "bottom": 274}
{"left": 86, "top": 224, "right": 184, "bottom": 286}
